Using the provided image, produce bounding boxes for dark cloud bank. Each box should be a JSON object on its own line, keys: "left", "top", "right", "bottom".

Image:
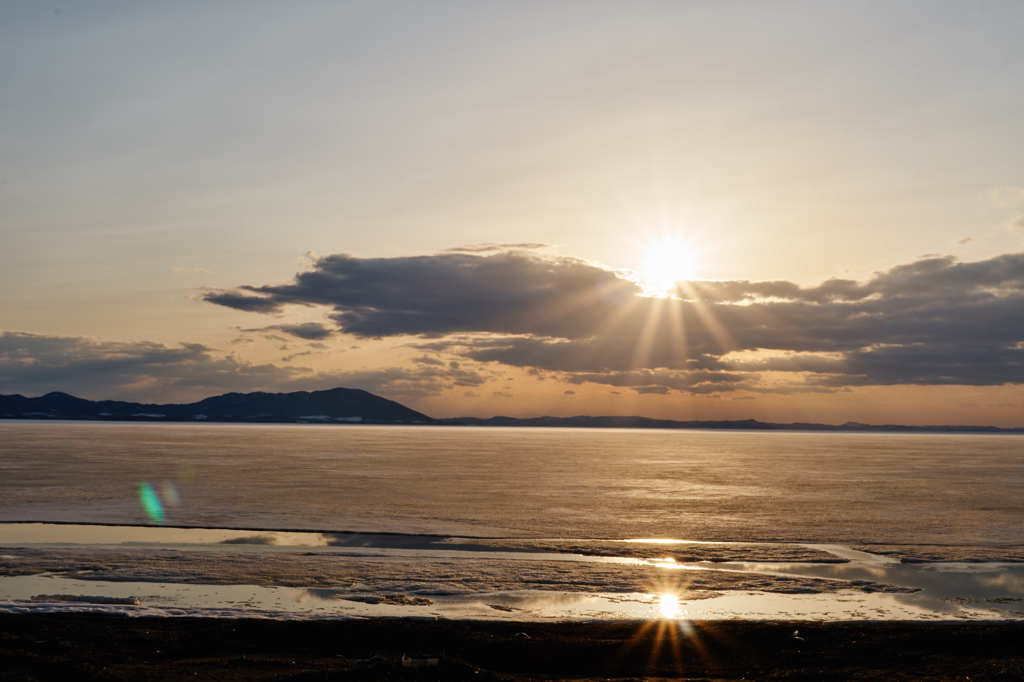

{"left": 202, "top": 250, "right": 1024, "bottom": 396}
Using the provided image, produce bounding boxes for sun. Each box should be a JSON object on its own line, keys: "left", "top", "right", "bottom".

{"left": 638, "top": 234, "right": 699, "bottom": 297}
{"left": 658, "top": 592, "right": 681, "bottom": 619}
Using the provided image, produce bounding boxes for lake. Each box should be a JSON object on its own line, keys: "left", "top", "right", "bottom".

{"left": 2, "top": 421, "right": 1023, "bottom": 620}
{"left": 2, "top": 421, "right": 1022, "bottom": 544}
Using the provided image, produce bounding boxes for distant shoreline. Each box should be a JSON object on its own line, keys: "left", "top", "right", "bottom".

{"left": 2, "top": 414, "right": 1023, "bottom": 434}
{"left": 3, "top": 388, "right": 1022, "bottom": 434}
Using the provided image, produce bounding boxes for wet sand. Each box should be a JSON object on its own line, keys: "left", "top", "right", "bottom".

{"left": 2, "top": 614, "right": 1023, "bottom": 680}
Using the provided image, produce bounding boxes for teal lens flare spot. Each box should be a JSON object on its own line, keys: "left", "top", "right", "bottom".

{"left": 138, "top": 482, "right": 165, "bottom": 524}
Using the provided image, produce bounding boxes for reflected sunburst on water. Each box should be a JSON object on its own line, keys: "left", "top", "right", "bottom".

{"left": 613, "top": 568, "right": 722, "bottom": 675}
{"left": 658, "top": 592, "right": 681, "bottom": 619}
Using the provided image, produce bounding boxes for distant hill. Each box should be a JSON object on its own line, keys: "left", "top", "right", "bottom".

{"left": 0, "top": 388, "right": 431, "bottom": 424}
{"left": 437, "top": 414, "right": 1024, "bottom": 434}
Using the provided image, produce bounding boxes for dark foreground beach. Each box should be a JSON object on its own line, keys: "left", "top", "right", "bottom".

{"left": 2, "top": 615, "right": 1023, "bottom": 680}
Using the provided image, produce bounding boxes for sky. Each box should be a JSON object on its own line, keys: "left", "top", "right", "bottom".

{"left": 2, "top": 1, "right": 1024, "bottom": 425}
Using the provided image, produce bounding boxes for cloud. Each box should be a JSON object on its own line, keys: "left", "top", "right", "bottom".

{"left": 564, "top": 369, "right": 752, "bottom": 395}
{"left": 241, "top": 322, "right": 333, "bottom": 340}
{"left": 444, "top": 335, "right": 726, "bottom": 373}
{"left": 633, "top": 385, "right": 670, "bottom": 395}
{"left": 303, "top": 364, "right": 488, "bottom": 400}
{"left": 444, "top": 242, "right": 548, "bottom": 253}
{"left": 0, "top": 331, "right": 486, "bottom": 403}
{"left": 203, "top": 289, "right": 282, "bottom": 313}
{"left": 811, "top": 342, "right": 1024, "bottom": 387}
{"left": 0, "top": 331, "right": 307, "bottom": 401}
{"left": 204, "top": 250, "right": 1024, "bottom": 391}
{"left": 204, "top": 251, "right": 637, "bottom": 338}
{"left": 413, "top": 355, "right": 444, "bottom": 366}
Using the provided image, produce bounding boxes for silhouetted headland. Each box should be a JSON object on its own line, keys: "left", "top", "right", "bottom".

{"left": 0, "top": 388, "right": 429, "bottom": 424}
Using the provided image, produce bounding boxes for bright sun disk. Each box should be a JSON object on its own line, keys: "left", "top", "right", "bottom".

{"left": 658, "top": 592, "right": 681, "bottom": 619}
{"left": 639, "top": 235, "right": 698, "bottom": 297}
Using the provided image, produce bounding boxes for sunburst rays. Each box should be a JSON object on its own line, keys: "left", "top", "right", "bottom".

{"left": 459, "top": 250, "right": 734, "bottom": 393}
{"left": 615, "top": 566, "right": 722, "bottom": 675}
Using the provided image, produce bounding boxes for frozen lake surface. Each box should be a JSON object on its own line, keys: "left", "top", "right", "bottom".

{"left": 1, "top": 422, "right": 1022, "bottom": 620}
{"left": 1, "top": 522, "right": 1022, "bottom": 621}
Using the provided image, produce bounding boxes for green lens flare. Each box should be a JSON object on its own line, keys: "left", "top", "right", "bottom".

{"left": 138, "top": 482, "right": 165, "bottom": 524}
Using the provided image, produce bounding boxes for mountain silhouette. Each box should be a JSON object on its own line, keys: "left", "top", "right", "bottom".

{"left": 0, "top": 388, "right": 430, "bottom": 424}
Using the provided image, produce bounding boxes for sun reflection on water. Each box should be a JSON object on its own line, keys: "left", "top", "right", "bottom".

{"left": 613, "top": 565, "right": 721, "bottom": 675}
{"left": 658, "top": 592, "right": 681, "bottom": 619}
{"left": 618, "top": 585, "right": 708, "bottom": 675}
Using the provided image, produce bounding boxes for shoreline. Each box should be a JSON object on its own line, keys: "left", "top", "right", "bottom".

{"left": 4, "top": 522, "right": 1024, "bottom": 622}
{"left": 3, "top": 614, "right": 1024, "bottom": 680}
{"left": 5, "top": 416, "right": 1024, "bottom": 435}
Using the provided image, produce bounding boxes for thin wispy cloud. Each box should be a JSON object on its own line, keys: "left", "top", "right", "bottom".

{"left": 240, "top": 322, "right": 334, "bottom": 340}
{"left": 444, "top": 243, "right": 549, "bottom": 253}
